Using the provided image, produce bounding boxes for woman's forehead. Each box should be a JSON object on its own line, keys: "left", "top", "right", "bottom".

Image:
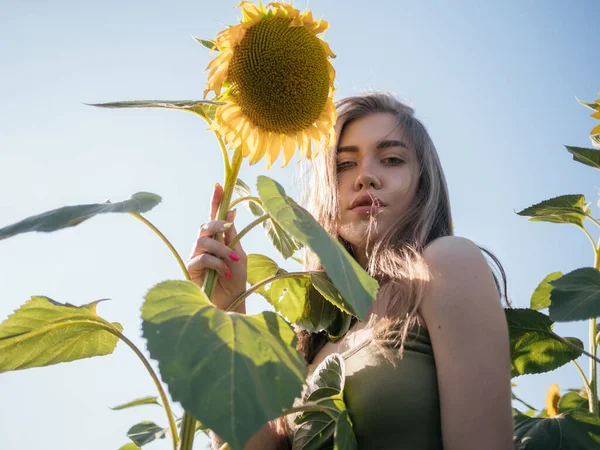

{"left": 336, "top": 114, "right": 413, "bottom": 156}
{"left": 338, "top": 113, "right": 406, "bottom": 143}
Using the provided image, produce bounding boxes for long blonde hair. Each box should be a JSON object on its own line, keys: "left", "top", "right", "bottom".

{"left": 295, "top": 91, "right": 510, "bottom": 363}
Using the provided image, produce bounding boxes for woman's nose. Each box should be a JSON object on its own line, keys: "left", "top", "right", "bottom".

{"left": 354, "top": 163, "right": 381, "bottom": 190}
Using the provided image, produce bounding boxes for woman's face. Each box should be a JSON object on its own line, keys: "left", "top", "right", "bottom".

{"left": 336, "top": 112, "right": 419, "bottom": 260}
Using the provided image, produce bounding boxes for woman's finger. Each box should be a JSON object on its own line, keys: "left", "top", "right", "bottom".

{"left": 192, "top": 235, "right": 240, "bottom": 262}
{"left": 186, "top": 253, "right": 231, "bottom": 279}
{"left": 198, "top": 220, "right": 232, "bottom": 238}
{"left": 209, "top": 183, "right": 224, "bottom": 221}
{"left": 189, "top": 221, "right": 232, "bottom": 259}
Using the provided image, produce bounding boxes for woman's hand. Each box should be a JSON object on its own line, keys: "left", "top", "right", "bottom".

{"left": 187, "top": 183, "right": 247, "bottom": 313}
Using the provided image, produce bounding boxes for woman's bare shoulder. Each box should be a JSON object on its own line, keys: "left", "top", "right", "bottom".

{"left": 419, "top": 234, "right": 502, "bottom": 328}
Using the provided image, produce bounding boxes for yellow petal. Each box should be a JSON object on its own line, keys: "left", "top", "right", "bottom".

{"left": 592, "top": 111, "right": 600, "bottom": 120}
{"left": 290, "top": 16, "right": 304, "bottom": 27}
{"left": 327, "top": 61, "right": 336, "bottom": 82}
{"left": 249, "top": 130, "right": 269, "bottom": 164}
{"left": 280, "top": 135, "right": 296, "bottom": 167}
{"left": 315, "top": 116, "right": 332, "bottom": 138}
{"left": 305, "top": 137, "right": 313, "bottom": 160}
{"left": 220, "top": 104, "right": 244, "bottom": 123}
{"left": 231, "top": 120, "right": 251, "bottom": 150}
{"left": 265, "top": 132, "right": 282, "bottom": 169}
{"left": 312, "top": 19, "right": 329, "bottom": 34}
{"left": 321, "top": 40, "right": 336, "bottom": 59}
{"left": 270, "top": 2, "right": 296, "bottom": 16}
{"left": 207, "top": 52, "right": 226, "bottom": 70}
{"left": 303, "top": 11, "right": 314, "bottom": 25}
{"left": 238, "top": 1, "right": 260, "bottom": 19}
{"left": 245, "top": 127, "right": 259, "bottom": 155}
{"left": 211, "top": 69, "right": 228, "bottom": 93}
{"left": 592, "top": 124, "right": 600, "bottom": 135}
{"left": 209, "top": 116, "right": 222, "bottom": 131}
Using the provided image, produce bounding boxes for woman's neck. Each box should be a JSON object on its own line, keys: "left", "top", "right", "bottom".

{"left": 354, "top": 245, "right": 370, "bottom": 269}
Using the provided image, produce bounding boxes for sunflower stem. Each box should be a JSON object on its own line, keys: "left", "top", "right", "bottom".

{"left": 226, "top": 271, "right": 311, "bottom": 313}
{"left": 196, "top": 103, "right": 231, "bottom": 174}
{"left": 571, "top": 359, "right": 593, "bottom": 405}
{"left": 585, "top": 215, "right": 600, "bottom": 230}
{"left": 228, "top": 195, "right": 263, "bottom": 211}
{"left": 511, "top": 392, "right": 537, "bottom": 412}
{"left": 108, "top": 325, "right": 180, "bottom": 450}
{"left": 216, "top": 132, "right": 232, "bottom": 175}
{"left": 202, "top": 146, "right": 243, "bottom": 296}
{"left": 125, "top": 213, "right": 191, "bottom": 450}
{"left": 128, "top": 212, "right": 189, "bottom": 279}
{"left": 228, "top": 214, "right": 269, "bottom": 250}
{"left": 179, "top": 146, "right": 244, "bottom": 450}
{"left": 590, "top": 237, "right": 600, "bottom": 416}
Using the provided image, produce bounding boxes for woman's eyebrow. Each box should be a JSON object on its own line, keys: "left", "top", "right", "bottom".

{"left": 376, "top": 139, "right": 407, "bottom": 149}
{"left": 337, "top": 139, "right": 407, "bottom": 153}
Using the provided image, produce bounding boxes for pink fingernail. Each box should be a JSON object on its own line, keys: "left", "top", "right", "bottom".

{"left": 225, "top": 270, "right": 232, "bottom": 280}
{"left": 229, "top": 252, "right": 240, "bottom": 262}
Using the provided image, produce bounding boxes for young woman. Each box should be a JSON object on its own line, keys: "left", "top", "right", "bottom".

{"left": 188, "top": 92, "right": 514, "bottom": 450}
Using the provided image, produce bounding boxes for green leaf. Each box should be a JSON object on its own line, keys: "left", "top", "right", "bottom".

{"left": 193, "top": 37, "right": 218, "bottom": 51}
{"left": 118, "top": 443, "right": 141, "bottom": 450}
{"left": 235, "top": 178, "right": 300, "bottom": 259}
{"left": 566, "top": 146, "right": 600, "bottom": 170}
{"left": 141, "top": 280, "right": 306, "bottom": 450}
{"left": 246, "top": 254, "right": 310, "bottom": 322}
{"left": 558, "top": 391, "right": 588, "bottom": 413}
{"left": 301, "top": 355, "right": 345, "bottom": 409}
{"left": 87, "top": 99, "right": 223, "bottom": 121}
{"left": 110, "top": 396, "right": 161, "bottom": 411}
{"left": 536, "top": 408, "right": 550, "bottom": 418}
{"left": 0, "top": 192, "right": 161, "bottom": 241}
{"left": 234, "top": 178, "right": 265, "bottom": 216}
{"left": 513, "top": 410, "right": 600, "bottom": 449}
{"left": 246, "top": 254, "right": 353, "bottom": 338}
{"left": 516, "top": 194, "right": 589, "bottom": 228}
{"left": 549, "top": 268, "right": 600, "bottom": 322}
{"left": 127, "top": 421, "right": 166, "bottom": 447}
{"left": 310, "top": 272, "right": 350, "bottom": 316}
{"left": 256, "top": 176, "right": 378, "bottom": 320}
{"left": 0, "top": 297, "right": 122, "bottom": 373}
{"left": 530, "top": 272, "right": 563, "bottom": 310}
{"left": 295, "top": 280, "right": 346, "bottom": 335}
{"left": 505, "top": 308, "right": 583, "bottom": 378}
{"left": 293, "top": 354, "right": 353, "bottom": 450}
{"left": 333, "top": 410, "right": 357, "bottom": 450}
{"left": 325, "top": 310, "right": 353, "bottom": 343}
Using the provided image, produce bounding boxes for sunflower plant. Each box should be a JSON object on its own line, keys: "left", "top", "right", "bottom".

{"left": 0, "top": 3, "right": 378, "bottom": 450}
{"left": 508, "top": 92, "right": 600, "bottom": 448}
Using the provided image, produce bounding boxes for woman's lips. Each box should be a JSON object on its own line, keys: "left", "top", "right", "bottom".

{"left": 351, "top": 204, "right": 384, "bottom": 215}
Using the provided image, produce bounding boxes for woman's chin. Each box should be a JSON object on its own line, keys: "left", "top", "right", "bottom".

{"left": 339, "top": 223, "right": 385, "bottom": 249}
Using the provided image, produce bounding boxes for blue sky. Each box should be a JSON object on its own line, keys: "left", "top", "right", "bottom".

{"left": 1, "top": 1, "right": 599, "bottom": 448}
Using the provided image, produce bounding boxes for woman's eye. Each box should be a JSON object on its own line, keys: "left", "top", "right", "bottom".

{"left": 336, "top": 161, "right": 355, "bottom": 172}
{"left": 383, "top": 157, "right": 404, "bottom": 165}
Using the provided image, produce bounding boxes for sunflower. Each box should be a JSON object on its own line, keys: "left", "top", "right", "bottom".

{"left": 204, "top": 1, "right": 337, "bottom": 169}
{"left": 544, "top": 383, "right": 560, "bottom": 418}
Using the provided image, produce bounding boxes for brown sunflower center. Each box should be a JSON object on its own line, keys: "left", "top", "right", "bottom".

{"left": 227, "top": 16, "right": 331, "bottom": 134}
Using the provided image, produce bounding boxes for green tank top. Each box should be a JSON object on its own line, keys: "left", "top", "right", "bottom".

{"left": 289, "top": 325, "right": 443, "bottom": 449}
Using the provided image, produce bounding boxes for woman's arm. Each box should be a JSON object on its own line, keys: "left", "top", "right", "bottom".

{"left": 419, "top": 236, "right": 514, "bottom": 450}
